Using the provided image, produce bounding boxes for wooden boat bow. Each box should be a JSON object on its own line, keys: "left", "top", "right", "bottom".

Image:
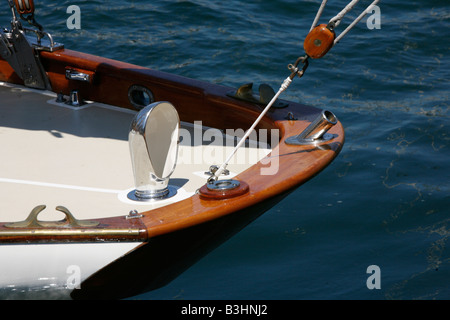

{"left": 0, "top": 6, "right": 344, "bottom": 298}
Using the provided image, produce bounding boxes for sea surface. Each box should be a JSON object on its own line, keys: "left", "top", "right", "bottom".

{"left": 1, "top": 0, "right": 448, "bottom": 300}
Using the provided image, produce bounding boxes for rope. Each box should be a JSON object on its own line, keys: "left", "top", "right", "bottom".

{"left": 312, "top": 0, "right": 381, "bottom": 44}
{"left": 208, "top": 56, "right": 308, "bottom": 183}
{"left": 207, "top": 0, "right": 380, "bottom": 182}
{"left": 310, "top": 0, "right": 328, "bottom": 32}
{"left": 329, "top": 0, "right": 361, "bottom": 28}
{"left": 209, "top": 78, "right": 292, "bottom": 181}
{"left": 333, "top": 0, "right": 380, "bottom": 44}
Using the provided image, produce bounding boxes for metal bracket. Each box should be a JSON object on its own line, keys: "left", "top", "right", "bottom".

{"left": 4, "top": 205, "right": 99, "bottom": 229}
{"left": 204, "top": 165, "right": 230, "bottom": 177}
{"left": 285, "top": 110, "right": 338, "bottom": 145}
{"left": 0, "top": 25, "right": 52, "bottom": 89}
{"left": 0, "top": 1, "right": 63, "bottom": 89}
{"left": 227, "top": 83, "right": 289, "bottom": 108}
{"left": 24, "top": 29, "right": 64, "bottom": 52}
{"left": 65, "top": 69, "right": 91, "bottom": 82}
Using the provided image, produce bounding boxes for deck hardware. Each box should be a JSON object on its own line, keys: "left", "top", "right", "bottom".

{"left": 128, "top": 85, "right": 155, "bottom": 110}
{"left": 126, "top": 210, "right": 143, "bottom": 220}
{"left": 13, "top": 0, "right": 35, "bottom": 16}
{"left": 206, "top": 179, "right": 240, "bottom": 191}
{"left": 199, "top": 179, "right": 249, "bottom": 200}
{"left": 4, "top": 205, "right": 99, "bottom": 229}
{"left": 128, "top": 101, "right": 180, "bottom": 201}
{"left": 55, "top": 92, "right": 66, "bottom": 103}
{"left": 66, "top": 90, "right": 84, "bottom": 106}
{"left": 204, "top": 165, "right": 230, "bottom": 177}
{"left": 285, "top": 110, "right": 337, "bottom": 145}
{"left": 9, "top": 0, "right": 63, "bottom": 52}
{"left": 0, "top": 25, "right": 50, "bottom": 89}
{"left": 0, "top": 0, "right": 63, "bottom": 89}
{"left": 227, "top": 83, "right": 289, "bottom": 109}
{"left": 285, "top": 112, "right": 297, "bottom": 120}
{"left": 0, "top": 32, "right": 11, "bottom": 58}
{"left": 23, "top": 29, "right": 63, "bottom": 52}
{"left": 304, "top": 24, "right": 335, "bottom": 59}
{"left": 65, "top": 69, "right": 91, "bottom": 82}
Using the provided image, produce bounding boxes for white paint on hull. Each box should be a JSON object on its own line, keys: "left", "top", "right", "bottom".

{"left": 0, "top": 242, "right": 142, "bottom": 299}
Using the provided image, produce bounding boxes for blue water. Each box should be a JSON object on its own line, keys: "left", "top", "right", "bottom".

{"left": 1, "top": 0, "right": 448, "bottom": 300}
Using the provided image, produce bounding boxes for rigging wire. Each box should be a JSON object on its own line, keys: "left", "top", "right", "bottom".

{"left": 329, "top": 0, "right": 362, "bottom": 28}
{"left": 332, "top": 0, "right": 380, "bottom": 44}
{"left": 208, "top": 0, "right": 381, "bottom": 183}
{"left": 310, "top": 0, "right": 328, "bottom": 32}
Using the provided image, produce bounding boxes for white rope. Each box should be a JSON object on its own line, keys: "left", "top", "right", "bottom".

{"left": 210, "top": 77, "right": 293, "bottom": 181}
{"left": 333, "top": 0, "right": 380, "bottom": 44}
{"left": 208, "top": 0, "right": 381, "bottom": 182}
{"left": 329, "top": 0, "right": 361, "bottom": 28}
{"left": 310, "top": 0, "right": 381, "bottom": 44}
{"left": 310, "top": 0, "right": 328, "bottom": 31}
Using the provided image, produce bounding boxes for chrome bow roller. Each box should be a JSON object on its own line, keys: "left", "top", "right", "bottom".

{"left": 128, "top": 102, "right": 180, "bottom": 201}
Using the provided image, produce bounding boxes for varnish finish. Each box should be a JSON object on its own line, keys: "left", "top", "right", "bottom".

{"left": 0, "top": 48, "right": 344, "bottom": 242}
{"left": 0, "top": 47, "right": 343, "bottom": 298}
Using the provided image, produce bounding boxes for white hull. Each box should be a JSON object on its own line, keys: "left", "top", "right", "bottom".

{"left": 0, "top": 242, "right": 141, "bottom": 299}
{"left": 0, "top": 83, "right": 271, "bottom": 299}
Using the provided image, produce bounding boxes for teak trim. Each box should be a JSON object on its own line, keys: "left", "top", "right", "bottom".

{"left": 0, "top": 49, "right": 344, "bottom": 244}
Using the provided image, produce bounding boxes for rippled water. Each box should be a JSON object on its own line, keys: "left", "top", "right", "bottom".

{"left": 1, "top": 0, "right": 448, "bottom": 300}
